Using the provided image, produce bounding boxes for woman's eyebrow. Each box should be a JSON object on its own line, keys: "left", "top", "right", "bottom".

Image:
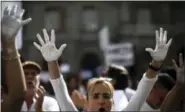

{"left": 93, "top": 93, "right": 100, "bottom": 96}
{"left": 103, "top": 93, "right": 111, "bottom": 95}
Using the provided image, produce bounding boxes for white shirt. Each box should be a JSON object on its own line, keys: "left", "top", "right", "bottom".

{"left": 122, "top": 73, "right": 157, "bottom": 111}
{"left": 140, "top": 102, "right": 160, "bottom": 111}
{"left": 125, "top": 87, "right": 136, "bottom": 101}
{"left": 50, "top": 73, "right": 157, "bottom": 111}
{"left": 21, "top": 96, "right": 60, "bottom": 111}
{"left": 114, "top": 88, "right": 136, "bottom": 111}
{"left": 113, "top": 90, "right": 129, "bottom": 111}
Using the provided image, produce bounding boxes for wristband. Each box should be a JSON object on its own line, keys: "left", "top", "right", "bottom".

{"left": 149, "top": 63, "right": 161, "bottom": 72}
{"left": 2, "top": 54, "right": 20, "bottom": 60}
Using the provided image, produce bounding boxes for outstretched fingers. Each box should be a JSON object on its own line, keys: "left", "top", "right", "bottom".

{"left": 51, "top": 29, "right": 55, "bottom": 43}
{"left": 7, "top": 6, "right": 12, "bottom": 16}
{"left": 3, "top": 6, "right": 9, "bottom": 15}
{"left": 145, "top": 48, "right": 154, "bottom": 55}
{"left": 10, "top": 5, "right": 17, "bottom": 16}
{"left": 166, "top": 38, "right": 172, "bottom": 47}
{"left": 59, "top": 44, "right": 67, "bottom": 55}
{"left": 43, "top": 29, "right": 50, "bottom": 44}
{"left": 155, "top": 30, "right": 160, "bottom": 45}
{"left": 21, "top": 17, "right": 32, "bottom": 25}
{"left": 36, "top": 33, "right": 45, "bottom": 46}
{"left": 33, "top": 42, "right": 41, "bottom": 51}
{"left": 163, "top": 30, "right": 167, "bottom": 44}
{"left": 172, "top": 59, "right": 178, "bottom": 71}
{"left": 179, "top": 53, "right": 184, "bottom": 68}
{"left": 159, "top": 28, "right": 163, "bottom": 43}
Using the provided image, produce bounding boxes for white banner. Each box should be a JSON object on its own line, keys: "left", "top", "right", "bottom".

{"left": 1, "top": 1, "right": 23, "bottom": 50}
{"left": 104, "top": 42, "right": 134, "bottom": 67}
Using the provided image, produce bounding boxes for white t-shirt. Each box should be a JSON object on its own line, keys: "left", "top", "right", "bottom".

{"left": 113, "top": 90, "right": 129, "bottom": 111}
{"left": 114, "top": 88, "right": 136, "bottom": 111}
{"left": 125, "top": 88, "right": 136, "bottom": 101}
{"left": 21, "top": 96, "right": 60, "bottom": 111}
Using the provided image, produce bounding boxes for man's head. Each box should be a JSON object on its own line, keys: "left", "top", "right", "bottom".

{"left": 147, "top": 72, "right": 175, "bottom": 109}
{"left": 22, "top": 61, "right": 41, "bottom": 92}
{"left": 106, "top": 64, "right": 129, "bottom": 90}
{"left": 85, "top": 77, "right": 114, "bottom": 111}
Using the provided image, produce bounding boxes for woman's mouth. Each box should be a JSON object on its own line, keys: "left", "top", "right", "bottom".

{"left": 99, "top": 108, "right": 106, "bottom": 112}
{"left": 26, "top": 82, "right": 34, "bottom": 87}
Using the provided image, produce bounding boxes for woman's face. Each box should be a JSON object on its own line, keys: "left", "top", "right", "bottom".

{"left": 85, "top": 83, "right": 114, "bottom": 111}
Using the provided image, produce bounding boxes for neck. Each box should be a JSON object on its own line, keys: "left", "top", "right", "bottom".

{"left": 25, "top": 92, "right": 35, "bottom": 109}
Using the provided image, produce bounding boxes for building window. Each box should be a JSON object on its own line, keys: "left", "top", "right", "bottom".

{"left": 44, "top": 7, "right": 65, "bottom": 32}
{"left": 81, "top": 5, "right": 98, "bottom": 32}
{"left": 135, "top": 8, "right": 154, "bottom": 35}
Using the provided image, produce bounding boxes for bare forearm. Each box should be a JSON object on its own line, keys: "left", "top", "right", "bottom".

{"left": 146, "top": 60, "right": 162, "bottom": 79}
{"left": 2, "top": 42, "right": 26, "bottom": 99}
{"left": 161, "top": 83, "right": 185, "bottom": 112}
{"left": 48, "top": 61, "right": 61, "bottom": 79}
{"left": 2, "top": 96, "right": 24, "bottom": 112}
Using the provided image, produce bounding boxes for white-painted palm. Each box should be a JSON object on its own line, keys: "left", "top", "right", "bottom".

{"left": 145, "top": 28, "right": 172, "bottom": 61}
{"left": 1, "top": 5, "right": 32, "bottom": 39}
{"left": 33, "top": 29, "right": 67, "bottom": 62}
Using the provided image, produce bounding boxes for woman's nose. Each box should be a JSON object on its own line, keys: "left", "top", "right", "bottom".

{"left": 26, "top": 73, "right": 33, "bottom": 78}
{"left": 98, "top": 97, "right": 106, "bottom": 106}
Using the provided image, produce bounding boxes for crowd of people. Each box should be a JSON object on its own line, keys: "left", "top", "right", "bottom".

{"left": 1, "top": 5, "right": 185, "bottom": 112}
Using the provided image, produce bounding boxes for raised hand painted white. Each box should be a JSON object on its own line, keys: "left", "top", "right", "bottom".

{"left": 33, "top": 29, "right": 67, "bottom": 62}
{"left": 1, "top": 5, "right": 32, "bottom": 39}
{"left": 145, "top": 28, "right": 172, "bottom": 61}
{"left": 1, "top": 2, "right": 23, "bottom": 50}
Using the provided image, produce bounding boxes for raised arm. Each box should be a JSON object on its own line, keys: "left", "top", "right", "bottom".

{"left": 33, "top": 29, "right": 78, "bottom": 111}
{"left": 123, "top": 28, "right": 172, "bottom": 111}
{"left": 1, "top": 5, "right": 32, "bottom": 112}
{"left": 161, "top": 53, "right": 185, "bottom": 112}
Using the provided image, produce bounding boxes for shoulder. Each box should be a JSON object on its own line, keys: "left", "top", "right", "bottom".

{"left": 43, "top": 96, "right": 58, "bottom": 103}
{"left": 42, "top": 96, "right": 60, "bottom": 111}
{"left": 125, "top": 88, "right": 136, "bottom": 95}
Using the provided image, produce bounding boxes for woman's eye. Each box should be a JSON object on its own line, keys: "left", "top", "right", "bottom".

{"left": 103, "top": 94, "right": 111, "bottom": 99}
{"left": 93, "top": 95, "right": 99, "bottom": 99}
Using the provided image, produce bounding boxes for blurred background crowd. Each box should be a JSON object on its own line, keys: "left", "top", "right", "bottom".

{"left": 1, "top": 1, "right": 185, "bottom": 104}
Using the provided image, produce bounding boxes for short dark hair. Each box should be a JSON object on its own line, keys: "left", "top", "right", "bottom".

{"left": 106, "top": 64, "right": 129, "bottom": 90}
{"left": 154, "top": 73, "right": 175, "bottom": 91}
{"left": 161, "top": 67, "right": 176, "bottom": 81}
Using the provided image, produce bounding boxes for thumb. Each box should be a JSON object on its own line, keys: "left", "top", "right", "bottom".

{"left": 145, "top": 48, "right": 154, "bottom": 54}
{"left": 59, "top": 44, "right": 67, "bottom": 55}
{"left": 21, "top": 17, "right": 32, "bottom": 25}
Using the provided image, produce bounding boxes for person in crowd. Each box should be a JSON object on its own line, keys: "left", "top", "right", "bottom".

{"left": 1, "top": 5, "right": 31, "bottom": 112}
{"left": 65, "top": 73, "right": 86, "bottom": 110}
{"left": 33, "top": 27, "right": 172, "bottom": 111}
{"left": 1, "top": 5, "right": 60, "bottom": 112}
{"left": 21, "top": 61, "right": 60, "bottom": 111}
{"left": 161, "top": 53, "right": 185, "bottom": 112}
{"left": 104, "top": 64, "right": 175, "bottom": 111}
{"left": 104, "top": 64, "right": 136, "bottom": 110}
{"left": 65, "top": 73, "right": 81, "bottom": 96}
{"left": 140, "top": 72, "right": 175, "bottom": 111}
